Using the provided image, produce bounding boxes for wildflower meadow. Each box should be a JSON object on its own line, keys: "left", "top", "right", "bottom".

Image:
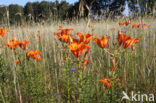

{"left": 0, "top": 17, "right": 155, "bottom": 103}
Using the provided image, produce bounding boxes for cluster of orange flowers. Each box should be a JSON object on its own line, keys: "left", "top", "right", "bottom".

{"left": 68, "top": 41, "right": 90, "bottom": 58}
{"left": 55, "top": 28, "right": 97, "bottom": 69}
{"left": 55, "top": 29, "right": 96, "bottom": 58}
{"left": 5, "top": 36, "right": 30, "bottom": 50}
{"left": 26, "top": 50, "right": 42, "bottom": 61}
{"left": 119, "top": 20, "right": 131, "bottom": 26}
{"left": 0, "top": 28, "right": 43, "bottom": 64}
{"left": 119, "top": 20, "right": 151, "bottom": 28}
{"left": 67, "top": 33, "right": 97, "bottom": 59}
{"left": 55, "top": 26, "right": 140, "bottom": 67}
{"left": 132, "top": 24, "right": 141, "bottom": 28}
{"left": 55, "top": 29, "right": 74, "bottom": 43}
{"left": 0, "top": 28, "right": 9, "bottom": 37}
{"left": 54, "top": 25, "right": 140, "bottom": 89}
{"left": 132, "top": 24, "right": 151, "bottom": 28}
{"left": 96, "top": 29, "right": 140, "bottom": 88}
{"left": 98, "top": 78, "right": 120, "bottom": 89}
{"left": 55, "top": 28, "right": 115, "bottom": 58}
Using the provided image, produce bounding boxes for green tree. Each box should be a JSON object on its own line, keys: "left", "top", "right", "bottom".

{"left": 128, "top": 0, "right": 156, "bottom": 16}
{"left": 32, "top": 2, "right": 40, "bottom": 22}
{"left": 48, "top": 1, "right": 58, "bottom": 20}
{"left": 58, "top": 1, "right": 72, "bottom": 20}
{"left": 24, "top": 2, "right": 34, "bottom": 22}
{"left": 0, "top": 6, "right": 7, "bottom": 24}
{"left": 37, "top": 1, "right": 51, "bottom": 21}
{"left": 9, "top": 4, "right": 23, "bottom": 25}
{"left": 78, "top": 0, "right": 126, "bottom": 19}
{"left": 92, "top": 0, "right": 126, "bottom": 17}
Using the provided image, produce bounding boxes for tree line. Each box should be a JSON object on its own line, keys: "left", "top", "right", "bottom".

{"left": 0, "top": 0, "right": 155, "bottom": 25}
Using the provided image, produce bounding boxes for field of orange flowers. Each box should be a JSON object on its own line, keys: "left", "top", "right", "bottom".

{"left": 0, "top": 18, "right": 155, "bottom": 103}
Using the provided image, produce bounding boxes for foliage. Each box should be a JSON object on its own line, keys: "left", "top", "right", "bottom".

{"left": 0, "top": 0, "right": 155, "bottom": 25}
{"left": 9, "top": 4, "right": 23, "bottom": 25}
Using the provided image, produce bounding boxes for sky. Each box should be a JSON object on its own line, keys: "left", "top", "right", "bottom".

{"left": 122, "top": 1, "right": 129, "bottom": 16}
{"left": 0, "top": 0, "right": 79, "bottom": 6}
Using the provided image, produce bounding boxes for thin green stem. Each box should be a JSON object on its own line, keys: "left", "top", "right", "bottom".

{"left": 78, "top": 58, "right": 83, "bottom": 103}
{"left": 0, "top": 86, "right": 5, "bottom": 103}
{"left": 65, "top": 49, "right": 70, "bottom": 103}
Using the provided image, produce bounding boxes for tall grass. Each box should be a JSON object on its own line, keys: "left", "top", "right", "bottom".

{"left": 0, "top": 17, "right": 155, "bottom": 103}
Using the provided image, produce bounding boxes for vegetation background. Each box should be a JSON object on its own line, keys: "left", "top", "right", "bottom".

{"left": 0, "top": 0, "right": 155, "bottom": 25}
{"left": 0, "top": 0, "right": 156, "bottom": 103}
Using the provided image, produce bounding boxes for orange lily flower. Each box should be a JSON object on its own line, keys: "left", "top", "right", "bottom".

{"left": 37, "top": 56, "right": 42, "bottom": 61}
{"left": 6, "top": 38, "right": 20, "bottom": 50}
{"left": 111, "top": 59, "right": 115, "bottom": 72}
{"left": 60, "top": 34, "right": 69, "bottom": 43}
{"left": 93, "top": 36, "right": 111, "bottom": 48}
{"left": 55, "top": 29, "right": 74, "bottom": 43}
{"left": 142, "top": 24, "right": 146, "bottom": 28}
{"left": 125, "top": 20, "right": 131, "bottom": 26}
{"left": 98, "top": 78, "right": 120, "bottom": 89}
{"left": 6, "top": 36, "right": 30, "bottom": 50}
{"left": 76, "top": 32, "right": 96, "bottom": 44}
{"left": 119, "top": 22, "right": 125, "bottom": 26}
{"left": 19, "top": 40, "right": 30, "bottom": 50}
{"left": 59, "top": 29, "right": 73, "bottom": 35}
{"left": 118, "top": 31, "right": 140, "bottom": 50}
{"left": 119, "top": 20, "right": 131, "bottom": 26}
{"left": 15, "top": 59, "right": 20, "bottom": 64}
{"left": 118, "top": 31, "right": 127, "bottom": 46}
{"left": 123, "top": 36, "right": 140, "bottom": 50}
{"left": 0, "top": 28, "right": 9, "bottom": 37}
{"left": 98, "top": 78, "right": 112, "bottom": 89}
{"left": 132, "top": 24, "right": 140, "bottom": 28}
{"left": 26, "top": 50, "right": 42, "bottom": 61}
{"left": 58, "top": 25, "right": 63, "bottom": 28}
{"left": 67, "top": 41, "right": 90, "bottom": 58}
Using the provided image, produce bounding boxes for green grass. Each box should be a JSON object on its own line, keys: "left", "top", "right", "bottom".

{"left": 0, "top": 18, "right": 156, "bottom": 103}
